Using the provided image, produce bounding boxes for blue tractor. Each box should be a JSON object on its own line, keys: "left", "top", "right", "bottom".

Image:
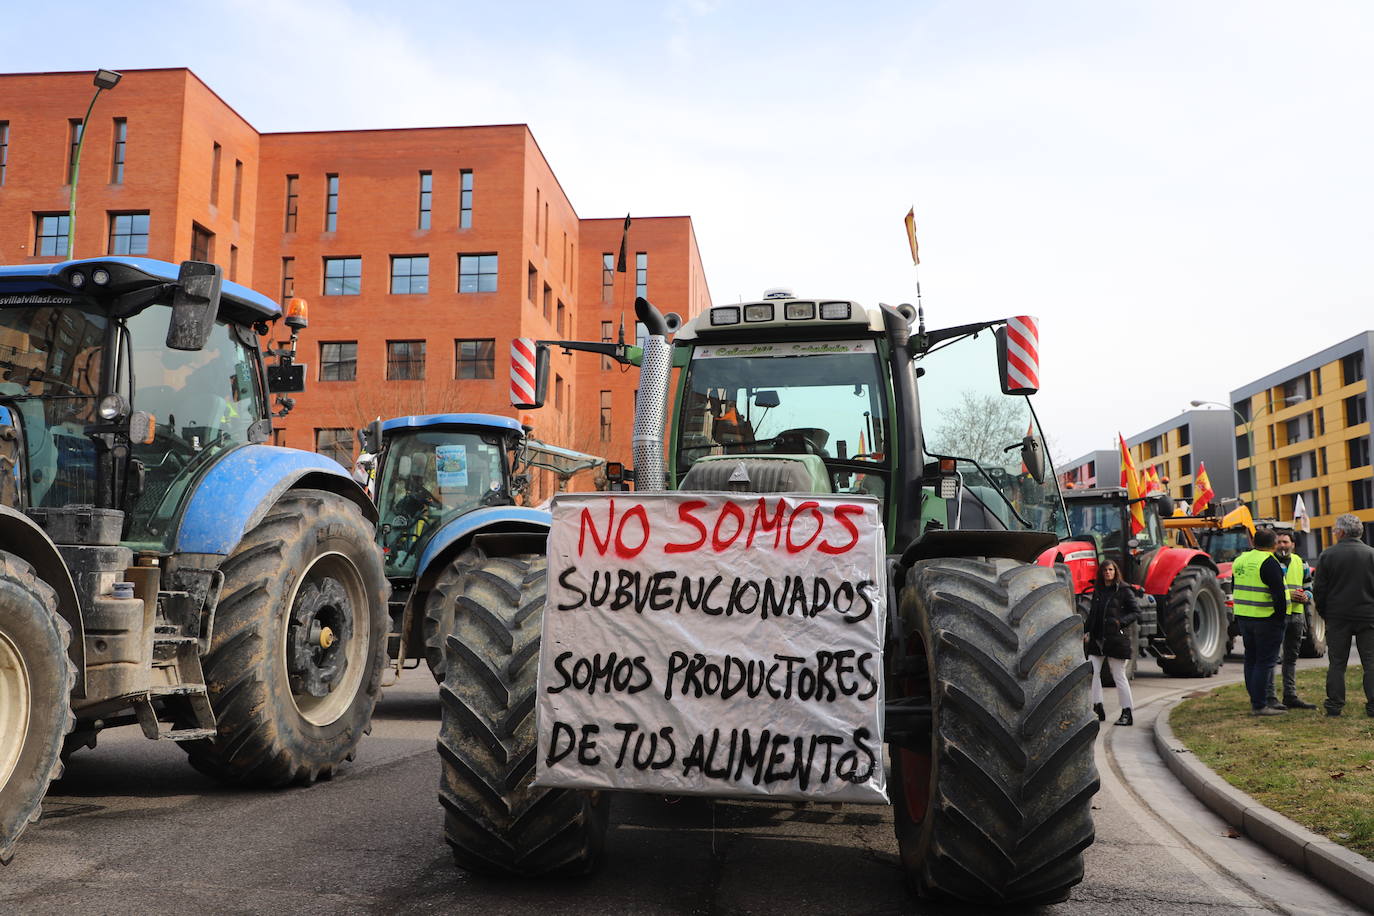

{"left": 361, "top": 413, "right": 602, "bottom": 681}
{"left": 0, "top": 258, "right": 388, "bottom": 862}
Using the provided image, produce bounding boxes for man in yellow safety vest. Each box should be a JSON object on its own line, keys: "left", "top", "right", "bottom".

{"left": 1264, "top": 531, "right": 1317, "bottom": 709}
{"left": 1231, "top": 527, "right": 1291, "bottom": 716}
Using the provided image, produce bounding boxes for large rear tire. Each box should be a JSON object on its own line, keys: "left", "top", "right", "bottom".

{"left": 890, "top": 558, "right": 1099, "bottom": 905}
{"left": 437, "top": 554, "right": 609, "bottom": 876}
{"left": 1157, "top": 566, "right": 1227, "bottom": 678}
{"left": 0, "top": 552, "right": 75, "bottom": 864}
{"left": 1299, "top": 606, "right": 1327, "bottom": 658}
{"left": 185, "top": 490, "right": 388, "bottom": 786}
{"left": 421, "top": 547, "right": 484, "bottom": 682}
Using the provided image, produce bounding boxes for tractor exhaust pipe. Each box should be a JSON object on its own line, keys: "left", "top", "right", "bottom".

{"left": 632, "top": 297, "right": 672, "bottom": 492}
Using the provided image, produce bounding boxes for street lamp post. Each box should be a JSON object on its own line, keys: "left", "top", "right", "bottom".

{"left": 1191, "top": 396, "right": 1299, "bottom": 516}
{"left": 66, "top": 69, "right": 122, "bottom": 258}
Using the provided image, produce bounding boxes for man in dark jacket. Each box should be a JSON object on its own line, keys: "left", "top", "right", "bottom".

{"left": 1313, "top": 513, "right": 1374, "bottom": 716}
{"left": 1231, "top": 527, "right": 1290, "bottom": 715}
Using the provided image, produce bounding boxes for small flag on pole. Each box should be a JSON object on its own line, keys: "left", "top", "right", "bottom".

{"left": 1293, "top": 494, "right": 1312, "bottom": 533}
{"left": 1192, "top": 462, "right": 1216, "bottom": 514}
{"left": 1119, "top": 434, "right": 1146, "bottom": 535}
{"left": 904, "top": 207, "right": 920, "bottom": 265}
{"left": 616, "top": 214, "right": 631, "bottom": 273}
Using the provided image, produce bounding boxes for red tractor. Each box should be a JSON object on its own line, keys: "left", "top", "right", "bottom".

{"left": 1039, "top": 487, "right": 1228, "bottom": 679}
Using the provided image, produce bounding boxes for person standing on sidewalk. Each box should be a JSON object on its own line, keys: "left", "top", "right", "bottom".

{"left": 1083, "top": 559, "right": 1139, "bottom": 726}
{"left": 1265, "top": 530, "right": 1317, "bottom": 710}
{"left": 1312, "top": 513, "right": 1374, "bottom": 717}
{"left": 1231, "top": 528, "right": 1289, "bottom": 716}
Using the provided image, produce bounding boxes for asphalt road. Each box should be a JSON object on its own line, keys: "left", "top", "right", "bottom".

{"left": 0, "top": 655, "right": 1361, "bottom": 915}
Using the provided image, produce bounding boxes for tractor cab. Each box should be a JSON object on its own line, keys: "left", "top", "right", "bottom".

{"left": 1060, "top": 486, "right": 1169, "bottom": 587}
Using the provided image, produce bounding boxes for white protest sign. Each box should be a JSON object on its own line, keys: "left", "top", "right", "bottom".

{"left": 535, "top": 492, "right": 888, "bottom": 804}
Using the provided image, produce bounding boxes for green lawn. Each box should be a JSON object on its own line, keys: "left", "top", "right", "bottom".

{"left": 1170, "top": 667, "right": 1374, "bottom": 860}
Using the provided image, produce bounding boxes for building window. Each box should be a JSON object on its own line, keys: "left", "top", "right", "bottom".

{"left": 459, "top": 254, "right": 498, "bottom": 293}
{"left": 325, "top": 174, "right": 339, "bottom": 231}
{"left": 1238, "top": 467, "right": 1252, "bottom": 493}
{"left": 635, "top": 252, "right": 647, "bottom": 298}
{"left": 210, "top": 142, "right": 222, "bottom": 205}
{"left": 1233, "top": 399, "right": 1251, "bottom": 423}
{"left": 600, "top": 390, "right": 612, "bottom": 442}
{"left": 1349, "top": 437, "right": 1371, "bottom": 469}
{"left": 459, "top": 169, "right": 473, "bottom": 228}
{"left": 1353, "top": 479, "right": 1374, "bottom": 512}
{"left": 601, "top": 320, "right": 615, "bottom": 370}
{"left": 1178, "top": 424, "right": 1190, "bottom": 447}
{"left": 1282, "top": 375, "right": 1311, "bottom": 405}
{"left": 387, "top": 340, "right": 426, "bottom": 380}
{"left": 320, "top": 341, "right": 357, "bottom": 381}
{"left": 1286, "top": 413, "right": 1315, "bottom": 444}
{"left": 543, "top": 283, "right": 552, "bottom": 321}
{"left": 68, "top": 119, "right": 82, "bottom": 184}
{"left": 1179, "top": 453, "right": 1192, "bottom": 476}
{"left": 110, "top": 118, "right": 126, "bottom": 184}
{"left": 1346, "top": 394, "right": 1368, "bottom": 427}
{"left": 35, "top": 214, "right": 70, "bottom": 257}
{"left": 1287, "top": 451, "right": 1316, "bottom": 482}
{"left": 0, "top": 121, "right": 8, "bottom": 186}
{"left": 528, "top": 263, "right": 537, "bottom": 302}
{"left": 557, "top": 300, "right": 566, "bottom": 334}
{"left": 109, "top": 212, "right": 150, "bottom": 255}
{"left": 455, "top": 338, "right": 495, "bottom": 379}
{"left": 190, "top": 222, "right": 214, "bottom": 262}
{"left": 544, "top": 202, "right": 550, "bottom": 249}
{"left": 1343, "top": 352, "right": 1365, "bottom": 386}
{"left": 390, "top": 255, "right": 429, "bottom": 294}
{"left": 324, "top": 257, "right": 362, "bottom": 295}
{"left": 281, "top": 257, "right": 295, "bottom": 304}
{"left": 315, "top": 428, "right": 355, "bottom": 468}
{"left": 602, "top": 252, "right": 615, "bottom": 304}
{"left": 418, "top": 171, "right": 432, "bottom": 230}
{"left": 554, "top": 373, "right": 564, "bottom": 410}
{"left": 284, "top": 174, "right": 299, "bottom": 232}
{"left": 229, "top": 245, "right": 238, "bottom": 281}
{"left": 232, "top": 160, "right": 243, "bottom": 221}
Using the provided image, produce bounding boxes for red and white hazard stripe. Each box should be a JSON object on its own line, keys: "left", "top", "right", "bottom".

{"left": 1003, "top": 315, "right": 1040, "bottom": 394}
{"left": 510, "top": 337, "right": 538, "bottom": 407}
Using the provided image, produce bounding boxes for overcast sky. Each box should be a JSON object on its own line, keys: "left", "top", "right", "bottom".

{"left": 9, "top": 1, "right": 1373, "bottom": 461}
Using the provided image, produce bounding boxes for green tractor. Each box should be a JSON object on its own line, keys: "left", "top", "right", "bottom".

{"left": 434, "top": 294, "right": 1098, "bottom": 904}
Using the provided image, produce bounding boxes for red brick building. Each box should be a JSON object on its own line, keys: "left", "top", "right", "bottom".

{"left": 0, "top": 68, "right": 711, "bottom": 493}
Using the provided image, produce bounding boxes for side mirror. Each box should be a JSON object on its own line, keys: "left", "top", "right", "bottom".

{"left": 1020, "top": 435, "right": 1046, "bottom": 484}
{"left": 994, "top": 316, "right": 1040, "bottom": 395}
{"left": 754, "top": 389, "right": 780, "bottom": 409}
{"left": 266, "top": 363, "right": 306, "bottom": 393}
{"left": 166, "top": 261, "right": 223, "bottom": 351}
{"left": 510, "top": 337, "right": 550, "bottom": 410}
{"left": 1155, "top": 492, "right": 1176, "bottom": 518}
{"left": 359, "top": 418, "right": 383, "bottom": 454}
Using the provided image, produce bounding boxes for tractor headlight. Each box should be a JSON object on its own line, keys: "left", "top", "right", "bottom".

{"left": 710, "top": 306, "right": 740, "bottom": 326}
{"left": 92, "top": 268, "right": 111, "bottom": 286}
{"left": 743, "top": 304, "right": 774, "bottom": 323}
{"left": 819, "top": 301, "right": 852, "bottom": 320}
{"left": 68, "top": 270, "right": 87, "bottom": 289}
{"left": 784, "top": 301, "right": 815, "bottom": 320}
{"left": 98, "top": 394, "right": 129, "bottom": 421}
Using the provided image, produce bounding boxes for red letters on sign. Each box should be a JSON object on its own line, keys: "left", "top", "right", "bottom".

{"left": 664, "top": 499, "right": 708, "bottom": 554}
{"left": 577, "top": 497, "right": 650, "bottom": 559}
{"left": 711, "top": 501, "right": 746, "bottom": 552}
{"left": 818, "top": 504, "right": 865, "bottom": 555}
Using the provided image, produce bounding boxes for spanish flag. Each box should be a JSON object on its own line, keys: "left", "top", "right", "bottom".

{"left": 1143, "top": 465, "right": 1163, "bottom": 495}
{"left": 1192, "top": 462, "right": 1216, "bottom": 515}
{"left": 904, "top": 207, "right": 920, "bottom": 266}
{"left": 1119, "top": 434, "right": 1146, "bottom": 535}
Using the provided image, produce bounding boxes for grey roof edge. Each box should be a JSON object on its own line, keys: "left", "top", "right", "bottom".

{"left": 1230, "top": 331, "right": 1374, "bottom": 403}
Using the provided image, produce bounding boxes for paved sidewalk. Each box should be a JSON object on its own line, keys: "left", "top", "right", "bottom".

{"left": 1154, "top": 681, "right": 1374, "bottom": 913}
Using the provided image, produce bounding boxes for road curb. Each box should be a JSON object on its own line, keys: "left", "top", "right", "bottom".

{"left": 1154, "top": 696, "right": 1374, "bottom": 913}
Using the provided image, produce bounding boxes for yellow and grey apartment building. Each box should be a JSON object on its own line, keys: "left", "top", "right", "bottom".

{"left": 1226, "top": 331, "right": 1374, "bottom": 556}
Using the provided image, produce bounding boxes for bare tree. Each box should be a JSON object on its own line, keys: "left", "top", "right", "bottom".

{"left": 926, "top": 391, "right": 1027, "bottom": 467}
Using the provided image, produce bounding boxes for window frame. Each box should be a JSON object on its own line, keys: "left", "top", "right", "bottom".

{"left": 386, "top": 339, "right": 427, "bottom": 381}
{"left": 108, "top": 211, "right": 150, "bottom": 256}
{"left": 111, "top": 118, "right": 127, "bottom": 184}
{"left": 319, "top": 341, "right": 358, "bottom": 382}
{"left": 284, "top": 174, "right": 299, "bottom": 232}
{"left": 459, "top": 169, "right": 473, "bottom": 228}
{"left": 390, "top": 255, "right": 430, "bottom": 295}
{"left": 458, "top": 253, "right": 498, "bottom": 293}
{"left": 35, "top": 212, "right": 70, "bottom": 257}
{"left": 323, "top": 257, "right": 363, "bottom": 296}
{"left": 454, "top": 338, "right": 495, "bottom": 380}
{"left": 418, "top": 170, "right": 432, "bottom": 230}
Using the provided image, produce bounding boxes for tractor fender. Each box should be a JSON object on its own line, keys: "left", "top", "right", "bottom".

{"left": 0, "top": 505, "right": 85, "bottom": 696}
{"left": 175, "top": 445, "right": 378, "bottom": 557}
{"left": 413, "top": 507, "right": 551, "bottom": 589}
{"left": 1143, "top": 547, "right": 1217, "bottom": 596}
{"left": 1036, "top": 538, "right": 1098, "bottom": 594}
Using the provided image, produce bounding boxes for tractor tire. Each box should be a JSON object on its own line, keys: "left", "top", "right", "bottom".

{"left": 890, "top": 558, "right": 1099, "bottom": 905}
{"left": 1157, "top": 567, "right": 1228, "bottom": 678}
{"left": 0, "top": 551, "right": 75, "bottom": 864}
{"left": 437, "top": 554, "right": 609, "bottom": 876}
{"left": 421, "top": 547, "right": 485, "bottom": 682}
{"left": 185, "top": 490, "right": 388, "bottom": 786}
{"left": 1299, "top": 606, "right": 1328, "bottom": 658}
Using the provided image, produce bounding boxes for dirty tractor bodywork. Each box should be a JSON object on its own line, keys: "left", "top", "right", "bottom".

{"left": 0, "top": 258, "right": 388, "bottom": 862}
{"left": 434, "top": 294, "right": 1100, "bottom": 905}
{"left": 1041, "top": 487, "right": 1228, "bottom": 678}
{"left": 363, "top": 412, "right": 603, "bottom": 680}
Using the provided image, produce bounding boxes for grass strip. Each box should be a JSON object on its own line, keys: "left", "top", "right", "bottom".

{"left": 1170, "top": 667, "right": 1374, "bottom": 859}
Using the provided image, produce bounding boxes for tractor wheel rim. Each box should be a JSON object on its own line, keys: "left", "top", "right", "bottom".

{"left": 283, "top": 551, "right": 369, "bottom": 727}
{"left": 1192, "top": 588, "right": 1222, "bottom": 660}
{"left": 1311, "top": 609, "right": 1325, "bottom": 644}
{"left": 0, "top": 631, "right": 32, "bottom": 790}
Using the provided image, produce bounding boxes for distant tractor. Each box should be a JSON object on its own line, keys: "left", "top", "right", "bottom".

{"left": 0, "top": 258, "right": 388, "bottom": 862}
{"left": 361, "top": 413, "right": 603, "bottom": 680}
{"left": 1041, "top": 486, "right": 1228, "bottom": 678}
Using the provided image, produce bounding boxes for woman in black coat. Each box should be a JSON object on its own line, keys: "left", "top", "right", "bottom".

{"left": 1084, "top": 559, "right": 1140, "bottom": 725}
